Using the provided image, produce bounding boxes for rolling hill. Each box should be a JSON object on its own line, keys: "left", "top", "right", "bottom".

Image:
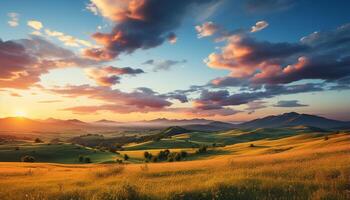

{"left": 238, "top": 112, "right": 349, "bottom": 129}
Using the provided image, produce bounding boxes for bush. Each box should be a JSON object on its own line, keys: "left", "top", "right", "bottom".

{"left": 78, "top": 155, "right": 84, "bottom": 162}
{"left": 34, "top": 138, "right": 43, "bottom": 143}
{"left": 84, "top": 157, "right": 91, "bottom": 163}
{"left": 197, "top": 145, "right": 207, "bottom": 154}
{"left": 14, "top": 147, "right": 19, "bottom": 151}
{"left": 116, "top": 159, "right": 123, "bottom": 164}
{"left": 124, "top": 154, "right": 129, "bottom": 161}
{"left": 324, "top": 135, "right": 329, "bottom": 141}
{"left": 174, "top": 153, "right": 182, "bottom": 161}
{"left": 167, "top": 157, "right": 174, "bottom": 162}
{"left": 151, "top": 156, "right": 158, "bottom": 162}
{"left": 250, "top": 144, "right": 255, "bottom": 147}
{"left": 143, "top": 151, "right": 150, "bottom": 159}
{"left": 21, "top": 155, "right": 35, "bottom": 162}
{"left": 180, "top": 150, "right": 188, "bottom": 158}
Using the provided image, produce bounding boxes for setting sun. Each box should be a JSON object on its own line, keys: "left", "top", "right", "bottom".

{"left": 14, "top": 110, "right": 27, "bottom": 117}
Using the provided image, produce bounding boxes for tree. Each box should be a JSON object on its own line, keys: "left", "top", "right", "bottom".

{"left": 21, "top": 155, "right": 35, "bottom": 162}
{"left": 174, "top": 153, "right": 182, "bottom": 161}
{"left": 180, "top": 150, "right": 188, "bottom": 158}
{"left": 151, "top": 156, "right": 158, "bottom": 162}
{"left": 124, "top": 154, "right": 129, "bottom": 161}
{"left": 197, "top": 145, "right": 207, "bottom": 154}
{"left": 34, "top": 138, "right": 43, "bottom": 143}
{"left": 144, "top": 151, "right": 150, "bottom": 159}
{"left": 78, "top": 155, "right": 84, "bottom": 162}
{"left": 84, "top": 157, "right": 91, "bottom": 163}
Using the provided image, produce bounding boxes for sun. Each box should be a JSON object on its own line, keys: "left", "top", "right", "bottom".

{"left": 14, "top": 110, "right": 27, "bottom": 117}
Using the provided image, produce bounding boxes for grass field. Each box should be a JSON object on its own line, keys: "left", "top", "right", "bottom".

{"left": 0, "top": 132, "right": 349, "bottom": 199}
{"left": 0, "top": 142, "right": 116, "bottom": 164}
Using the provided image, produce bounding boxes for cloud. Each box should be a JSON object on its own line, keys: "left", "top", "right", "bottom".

{"left": 85, "top": 66, "right": 144, "bottom": 86}
{"left": 245, "top": 0, "right": 296, "bottom": 13}
{"left": 195, "top": 21, "right": 220, "bottom": 38}
{"left": 10, "top": 92, "right": 22, "bottom": 97}
{"left": 86, "top": 3, "right": 99, "bottom": 15}
{"left": 273, "top": 100, "right": 308, "bottom": 107}
{"left": 245, "top": 101, "right": 267, "bottom": 114}
{"left": 0, "top": 36, "right": 97, "bottom": 89}
{"left": 143, "top": 59, "right": 187, "bottom": 72}
{"left": 45, "top": 29, "right": 93, "bottom": 48}
{"left": 27, "top": 20, "right": 43, "bottom": 30}
{"left": 167, "top": 33, "right": 177, "bottom": 44}
{"left": 205, "top": 33, "right": 307, "bottom": 77}
{"left": 49, "top": 85, "right": 172, "bottom": 110}
{"left": 193, "top": 83, "right": 323, "bottom": 110}
{"left": 251, "top": 21, "right": 269, "bottom": 33}
{"left": 252, "top": 23, "right": 350, "bottom": 85}
{"left": 84, "top": 0, "right": 215, "bottom": 60}
{"left": 7, "top": 12, "right": 19, "bottom": 27}
{"left": 37, "top": 100, "right": 63, "bottom": 103}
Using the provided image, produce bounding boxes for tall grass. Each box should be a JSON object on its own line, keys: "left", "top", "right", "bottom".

{"left": 0, "top": 133, "right": 349, "bottom": 200}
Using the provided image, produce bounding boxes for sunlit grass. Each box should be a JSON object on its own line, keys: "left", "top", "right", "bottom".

{"left": 0, "top": 133, "right": 349, "bottom": 199}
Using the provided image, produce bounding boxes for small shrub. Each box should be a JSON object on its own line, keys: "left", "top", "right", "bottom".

{"left": 124, "top": 154, "right": 129, "bottom": 161}
{"left": 115, "top": 159, "right": 123, "bottom": 164}
{"left": 250, "top": 144, "right": 255, "bottom": 147}
{"left": 143, "top": 151, "right": 150, "bottom": 159}
{"left": 180, "top": 150, "right": 188, "bottom": 158}
{"left": 14, "top": 146, "right": 19, "bottom": 151}
{"left": 167, "top": 157, "right": 174, "bottom": 162}
{"left": 34, "top": 138, "right": 43, "bottom": 143}
{"left": 84, "top": 157, "right": 91, "bottom": 163}
{"left": 197, "top": 145, "right": 207, "bottom": 154}
{"left": 21, "top": 155, "right": 35, "bottom": 162}
{"left": 151, "top": 156, "right": 158, "bottom": 162}
{"left": 324, "top": 135, "right": 329, "bottom": 141}
{"left": 174, "top": 153, "right": 182, "bottom": 161}
{"left": 78, "top": 155, "right": 84, "bottom": 162}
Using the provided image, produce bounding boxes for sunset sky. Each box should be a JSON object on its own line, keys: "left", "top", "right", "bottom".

{"left": 1, "top": 0, "right": 350, "bottom": 122}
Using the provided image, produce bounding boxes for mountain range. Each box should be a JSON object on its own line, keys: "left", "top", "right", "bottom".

{"left": 0, "top": 112, "right": 348, "bottom": 132}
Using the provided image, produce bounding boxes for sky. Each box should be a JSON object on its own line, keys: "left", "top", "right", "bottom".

{"left": 0, "top": 0, "right": 350, "bottom": 122}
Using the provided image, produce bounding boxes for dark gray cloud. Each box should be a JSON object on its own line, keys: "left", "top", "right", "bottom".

{"left": 273, "top": 100, "right": 308, "bottom": 107}
{"left": 193, "top": 83, "right": 323, "bottom": 110}
{"left": 245, "top": 0, "right": 296, "bottom": 13}
{"left": 84, "top": 0, "right": 217, "bottom": 60}
{"left": 143, "top": 59, "right": 187, "bottom": 72}
{"left": 85, "top": 66, "right": 145, "bottom": 86}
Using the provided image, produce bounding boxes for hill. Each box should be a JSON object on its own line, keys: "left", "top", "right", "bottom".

{"left": 161, "top": 126, "right": 192, "bottom": 136}
{"left": 184, "top": 121, "right": 237, "bottom": 132}
{"left": 238, "top": 112, "right": 349, "bottom": 129}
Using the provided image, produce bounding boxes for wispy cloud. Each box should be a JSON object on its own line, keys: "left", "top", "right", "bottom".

{"left": 7, "top": 12, "right": 19, "bottom": 27}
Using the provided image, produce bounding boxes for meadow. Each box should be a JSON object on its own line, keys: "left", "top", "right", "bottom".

{"left": 0, "top": 132, "right": 349, "bottom": 200}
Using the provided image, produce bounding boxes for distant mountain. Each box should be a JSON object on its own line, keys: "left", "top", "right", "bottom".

{"left": 0, "top": 117, "right": 88, "bottom": 132}
{"left": 127, "top": 118, "right": 215, "bottom": 127}
{"left": 184, "top": 121, "right": 237, "bottom": 132}
{"left": 238, "top": 112, "right": 349, "bottom": 129}
{"left": 95, "top": 119, "right": 119, "bottom": 123}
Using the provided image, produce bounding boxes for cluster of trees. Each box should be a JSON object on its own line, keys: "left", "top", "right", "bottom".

{"left": 21, "top": 155, "right": 35, "bottom": 162}
{"left": 143, "top": 149, "right": 188, "bottom": 163}
{"left": 78, "top": 155, "right": 91, "bottom": 163}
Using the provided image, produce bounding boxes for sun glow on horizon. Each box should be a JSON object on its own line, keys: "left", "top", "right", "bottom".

{"left": 13, "top": 110, "right": 27, "bottom": 117}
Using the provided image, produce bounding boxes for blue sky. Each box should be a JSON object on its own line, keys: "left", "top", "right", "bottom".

{"left": 0, "top": 0, "right": 349, "bottom": 121}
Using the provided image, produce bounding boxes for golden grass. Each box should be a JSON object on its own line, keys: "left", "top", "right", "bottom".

{"left": 0, "top": 133, "right": 349, "bottom": 199}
